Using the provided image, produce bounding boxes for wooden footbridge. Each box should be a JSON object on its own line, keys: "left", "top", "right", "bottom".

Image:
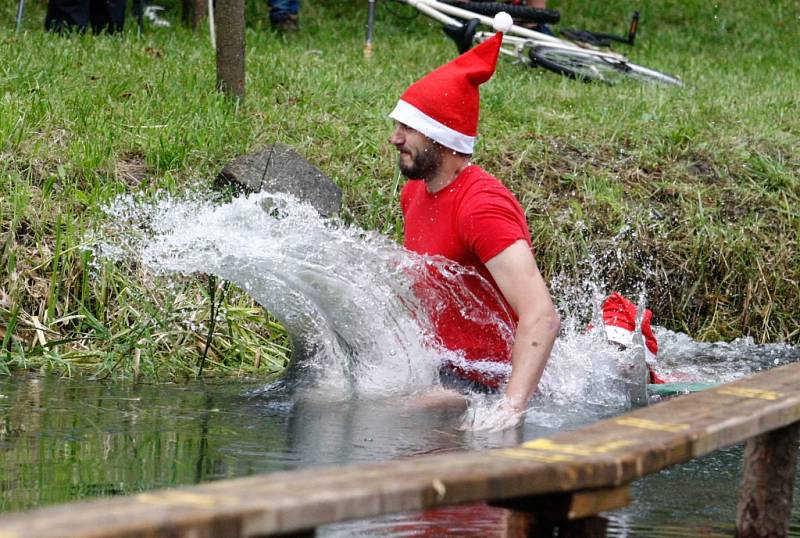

{"left": 1, "top": 362, "right": 799, "bottom": 537}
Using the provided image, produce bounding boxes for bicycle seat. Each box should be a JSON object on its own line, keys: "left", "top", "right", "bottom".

{"left": 442, "top": 18, "right": 481, "bottom": 54}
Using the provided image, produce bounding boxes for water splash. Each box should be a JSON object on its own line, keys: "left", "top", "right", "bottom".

{"left": 653, "top": 329, "right": 800, "bottom": 383}
{"left": 97, "top": 192, "right": 522, "bottom": 400}
{"left": 93, "top": 191, "right": 797, "bottom": 430}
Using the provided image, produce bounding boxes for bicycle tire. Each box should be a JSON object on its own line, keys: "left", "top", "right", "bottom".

{"left": 438, "top": 0, "right": 560, "bottom": 24}
{"left": 529, "top": 45, "right": 682, "bottom": 86}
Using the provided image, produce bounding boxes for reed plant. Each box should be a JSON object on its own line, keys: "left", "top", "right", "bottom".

{"left": 1, "top": 0, "right": 797, "bottom": 379}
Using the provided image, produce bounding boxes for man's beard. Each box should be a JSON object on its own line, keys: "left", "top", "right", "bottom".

{"left": 398, "top": 140, "right": 442, "bottom": 180}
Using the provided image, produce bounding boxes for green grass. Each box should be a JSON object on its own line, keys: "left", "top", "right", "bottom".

{"left": 1, "top": 0, "right": 798, "bottom": 380}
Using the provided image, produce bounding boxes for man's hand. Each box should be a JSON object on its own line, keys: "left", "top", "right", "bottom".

{"left": 459, "top": 396, "right": 522, "bottom": 432}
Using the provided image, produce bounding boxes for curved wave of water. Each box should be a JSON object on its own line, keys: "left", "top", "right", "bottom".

{"left": 96, "top": 191, "right": 798, "bottom": 428}
{"left": 101, "top": 193, "right": 523, "bottom": 399}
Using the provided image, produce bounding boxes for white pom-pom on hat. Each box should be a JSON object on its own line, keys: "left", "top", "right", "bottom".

{"left": 493, "top": 12, "right": 513, "bottom": 33}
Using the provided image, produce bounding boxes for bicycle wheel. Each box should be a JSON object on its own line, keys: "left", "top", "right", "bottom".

{"left": 529, "top": 45, "right": 682, "bottom": 86}
{"left": 439, "top": 0, "right": 560, "bottom": 24}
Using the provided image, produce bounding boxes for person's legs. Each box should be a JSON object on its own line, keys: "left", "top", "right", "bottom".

{"left": 45, "top": 0, "right": 90, "bottom": 33}
{"left": 268, "top": 0, "right": 299, "bottom": 29}
{"left": 89, "top": 0, "right": 126, "bottom": 34}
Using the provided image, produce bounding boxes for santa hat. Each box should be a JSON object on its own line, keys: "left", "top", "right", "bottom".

{"left": 602, "top": 292, "right": 658, "bottom": 366}
{"left": 389, "top": 12, "right": 514, "bottom": 155}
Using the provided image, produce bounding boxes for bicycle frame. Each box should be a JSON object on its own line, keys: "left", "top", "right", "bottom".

{"left": 395, "top": 0, "right": 682, "bottom": 86}
{"left": 474, "top": 31, "right": 624, "bottom": 67}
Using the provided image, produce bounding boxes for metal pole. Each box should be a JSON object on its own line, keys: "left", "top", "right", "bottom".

{"left": 364, "top": 0, "right": 377, "bottom": 58}
{"left": 15, "top": 0, "right": 25, "bottom": 34}
{"left": 208, "top": 0, "right": 216, "bottom": 47}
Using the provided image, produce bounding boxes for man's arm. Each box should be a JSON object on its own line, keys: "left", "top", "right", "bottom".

{"left": 485, "top": 239, "right": 560, "bottom": 413}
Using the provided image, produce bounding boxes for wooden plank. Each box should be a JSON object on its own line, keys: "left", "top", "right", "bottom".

{"left": 0, "top": 362, "right": 798, "bottom": 538}
{"left": 493, "top": 485, "right": 629, "bottom": 537}
{"left": 568, "top": 486, "right": 631, "bottom": 520}
{"left": 492, "top": 486, "right": 630, "bottom": 521}
{"left": 504, "top": 515, "right": 610, "bottom": 538}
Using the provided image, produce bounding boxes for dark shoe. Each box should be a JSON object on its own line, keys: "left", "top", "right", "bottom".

{"left": 520, "top": 21, "right": 553, "bottom": 35}
{"left": 272, "top": 14, "right": 299, "bottom": 32}
{"left": 532, "top": 23, "right": 553, "bottom": 35}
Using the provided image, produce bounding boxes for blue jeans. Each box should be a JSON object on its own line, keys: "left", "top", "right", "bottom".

{"left": 269, "top": 0, "right": 299, "bottom": 22}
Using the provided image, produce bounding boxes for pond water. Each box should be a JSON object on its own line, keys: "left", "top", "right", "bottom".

{"left": 2, "top": 329, "right": 799, "bottom": 537}
{"left": 7, "top": 191, "right": 793, "bottom": 535}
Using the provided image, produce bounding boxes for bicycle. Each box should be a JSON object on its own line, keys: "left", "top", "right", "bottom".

{"left": 436, "top": 0, "right": 560, "bottom": 26}
{"left": 386, "top": 0, "right": 683, "bottom": 86}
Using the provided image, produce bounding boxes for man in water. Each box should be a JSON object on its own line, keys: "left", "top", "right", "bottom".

{"left": 388, "top": 14, "right": 560, "bottom": 428}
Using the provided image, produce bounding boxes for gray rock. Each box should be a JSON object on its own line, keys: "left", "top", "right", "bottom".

{"left": 215, "top": 143, "right": 342, "bottom": 218}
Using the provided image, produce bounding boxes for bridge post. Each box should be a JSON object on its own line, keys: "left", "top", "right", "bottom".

{"left": 505, "top": 512, "right": 608, "bottom": 537}
{"left": 735, "top": 421, "right": 800, "bottom": 538}
{"left": 494, "top": 485, "right": 630, "bottom": 537}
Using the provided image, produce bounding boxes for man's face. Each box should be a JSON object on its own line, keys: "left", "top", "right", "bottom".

{"left": 389, "top": 122, "right": 442, "bottom": 180}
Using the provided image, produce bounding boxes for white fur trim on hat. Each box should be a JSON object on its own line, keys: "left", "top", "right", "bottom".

{"left": 604, "top": 325, "right": 634, "bottom": 348}
{"left": 644, "top": 346, "right": 657, "bottom": 367}
{"left": 606, "top": 324, "right": 658, "bottom": 366}
{"left": 389, "top": 99, "right": 475, "bottom": 154}
{"left": 493, "top": 12, "right": 513, "bottom": 33}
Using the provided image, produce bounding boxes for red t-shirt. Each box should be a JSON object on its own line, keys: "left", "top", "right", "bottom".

{"left": 401, "top": 165, "right": 532, "bottom": 387}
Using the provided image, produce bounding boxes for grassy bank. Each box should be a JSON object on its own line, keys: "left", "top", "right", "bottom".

{"left": 1, "top": 0, "right": 798, "bottom": 380}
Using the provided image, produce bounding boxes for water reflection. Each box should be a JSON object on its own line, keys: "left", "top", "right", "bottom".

{"left": 0, "top": 375, "right": 524, "bottom": 513}
{"left": 3, "top": 336, "right": 800, "bottom": 537}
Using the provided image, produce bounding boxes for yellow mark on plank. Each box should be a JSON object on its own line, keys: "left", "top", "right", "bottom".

{"left": 137, "top": 491, "right": 235, "bottom": 508}
{"left": 615, "top": 417, "right": 690, "bottom": 433}
{"left": 0, "top": 532, "right": 20, "bottom": 538}
{"left": 498, "top": 448, "right": 574, "bottom": 463}
{"left": 519, "top": 438, "right": 634, "bottom": 457}
{"left": 716, "top": 387, "right": 781, "bottom": 400}
{"left": 354, "top": 469, "right": 385, "bottom": 480}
